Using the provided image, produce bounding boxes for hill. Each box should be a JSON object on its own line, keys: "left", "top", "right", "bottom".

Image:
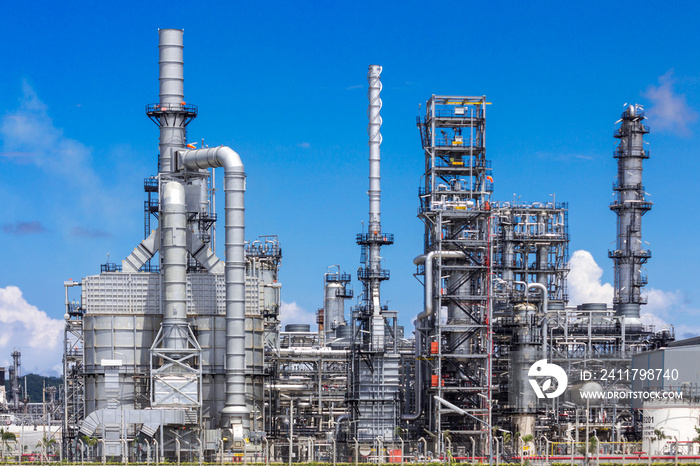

{"left": 4, "top": 373, "right": 62, "bottom": 404}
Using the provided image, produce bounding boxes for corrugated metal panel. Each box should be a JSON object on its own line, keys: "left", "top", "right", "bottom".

{"left": 83, "top": 272, "right": 260, "bottom": 316}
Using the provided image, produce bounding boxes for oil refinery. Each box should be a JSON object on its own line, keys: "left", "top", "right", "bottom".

{"left": 2, "top": 28, "right": 698, "bottom": 464}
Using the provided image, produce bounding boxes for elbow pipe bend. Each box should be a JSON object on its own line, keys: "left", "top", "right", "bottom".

{"left": 179, "top": 145, "right": 243, "bottom": 173}
{"left": 415, "top": 251, "right": 466, "bottom": 321}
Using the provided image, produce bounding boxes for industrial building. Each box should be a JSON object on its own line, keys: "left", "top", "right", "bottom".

{"left": 30, "top": 29, "right": 683, "bottom": 463}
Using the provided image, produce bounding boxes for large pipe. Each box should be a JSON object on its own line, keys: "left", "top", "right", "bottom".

{"left": 159, "top": 29, "right": 184, "bottom": 105}
{"left": 515, "top": 281, "right": 548, "bottom": 359}
{"left": 179, "top": 146, "right": 248, "bottom": 433}
{"left": 158, "top": 29, "right": 186, "bottom": 173}
{"left": 161, "top": 181, "right": 189, "bottom": 352}
{"left": 367, "top": 65, "right": 382, "bottom": 236}
{"left": 414, "top": 251, "right": 466, "bottom": 321}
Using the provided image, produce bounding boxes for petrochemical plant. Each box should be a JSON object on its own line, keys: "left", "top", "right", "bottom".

{"left": 3, "top": 29, "right": 699, "bottom": 463}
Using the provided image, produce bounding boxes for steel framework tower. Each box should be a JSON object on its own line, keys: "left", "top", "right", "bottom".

{"left": 62, "top": 280, "right": 85, "bottom": 460}
{"left": 414, "top": 95, "right": 493, "bottom": 454}
{"left": 609, "top": 104, "right": 652, "bottom": 320}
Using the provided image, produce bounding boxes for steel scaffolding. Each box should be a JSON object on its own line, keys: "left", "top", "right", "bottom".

{"left": 415, "top": 95, "right": 493, "bottom": 455}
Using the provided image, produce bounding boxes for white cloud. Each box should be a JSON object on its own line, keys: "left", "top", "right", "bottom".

{"left": 1, "top": 81, "right": 98, "bottom": 181}
{"left": 280, "top": 301, "right": 317, "bottom": 328}
{"left": 643, "top": 70, "right": 698, "bottom": 136}
{"left": 296, "top": 142, "right": 311, "bottom": 149}
{"left": 567, "top": 250, "right": 614, "bottom": 305}
{"left": 568, "top": 250, "right": 700, "bottom": 340}
{"left": 0, "top": 82, "right": 138, "bottom": 236}
{"left": 0, "top": 286, "right": 64, "bottom": 376}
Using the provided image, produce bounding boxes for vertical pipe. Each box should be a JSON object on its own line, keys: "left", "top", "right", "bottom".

{"left": 367, "top": 65, "right": 383, "bottom": 236}
{"left": 367, "top": 65, "right": 383, "bottom": 327}
{"left": 161, "top": 181, "right": 189, "bottom": 352}
{"left": 180, "top": 147, "right": 249, "bottom": 434}
{"left": 158, "top": 29, "right": 186, "bottom": 173}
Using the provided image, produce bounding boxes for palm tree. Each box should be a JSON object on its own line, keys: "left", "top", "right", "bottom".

{"left": 82, "top": 435, "right": 98, "bottom": 460}
{"left": 1, "top": 428, "right": 17, "bottom": 461}
{"left": 521, "top": 434, "right": 534, "bottom": 456}
{"left": 37, "top": 436, "right": 57, "bottom": 460}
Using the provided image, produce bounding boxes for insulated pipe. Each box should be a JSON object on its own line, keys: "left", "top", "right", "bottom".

{"left": 159, "top": 29, "right": 184, "bottom": 105}
{"left": 158, "top": 29, "right": 186, "bottom": 173}
{"left": 277, "top": 348, "right": 348, "bottom": 357}
{"left": 414, "top": 251, "right": 466, "bottom": 321}
{"left": 179, "top": 146, "right": 248, "bottom": 432}
{"left": 515, "top": 281, "right": 548, "bottom": 359}
{"left": 161, "top": 181, "right": 189, "bottom": 352}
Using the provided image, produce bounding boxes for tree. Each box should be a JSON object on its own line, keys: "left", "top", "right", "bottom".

{"left": 0, "top": 428, "right": 17, "bottom": 460}
{"left": 520, "top": 435, "right": 534, "bottom": 458}
{"left": 652, "top": 429, "right": 668, "bottom": 442}
{"left": 576, "top": 436, "right": 598, "bottom": 455}
{"left": 82, "top": 435, "right": 98, "bottom": 460}
{"left": 37, "top": 436, "right": 57, "bottom": 459}
{"left": 693, "top": 426, "right": 700, "bottom": 443}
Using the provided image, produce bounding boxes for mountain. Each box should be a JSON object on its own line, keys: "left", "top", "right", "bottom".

{"left": 4, "top": 373, "right": 62, "bottom": 404}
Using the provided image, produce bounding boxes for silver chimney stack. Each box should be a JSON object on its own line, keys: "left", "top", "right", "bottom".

{"left": 368, "top": 65, "right": 382, "bottom": 239}
{"left": 355, "top": 65, "right": 393, "bottom": 352}
{"left": 147, "top": 29, "right": 197, "bottom": 174}
{"left": 610, "top": 104, "right": 652, "bottom": 321}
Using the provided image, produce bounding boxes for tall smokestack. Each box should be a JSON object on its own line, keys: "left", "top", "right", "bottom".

{"left": 356, "top": 65, "right": 393, "bottom": 352}
{"left": 367, "top": 65, "right": 382, "bottom": 238}
{"left": 610, "top": 104, "right": 652, "bottom": 321}
{"left": 147, "top": 29, "right": 197, "bottom": 174}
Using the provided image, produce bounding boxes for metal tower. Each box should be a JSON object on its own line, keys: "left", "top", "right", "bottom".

{"left": 414, "top": 95, "right": 493, "bottom": 455}
{"left": 609, "top": 104, "right": 652, "bottom": 320}
{"left": 62, "top": 280, "right": 85, "bottom": 460}
{"left": 348, "top": 65, "right": 401, "bottom": 442}
{"left": 10, "top": 349, "right": 21, "bottom": 410}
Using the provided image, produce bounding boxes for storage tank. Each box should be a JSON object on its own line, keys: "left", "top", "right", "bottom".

{"left": 641, "top": 401, "right": 700, "bottom": 455}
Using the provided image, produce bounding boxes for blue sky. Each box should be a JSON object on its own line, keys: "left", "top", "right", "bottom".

{"left": 1, "top": 1, "right": 700, "bottom": 373}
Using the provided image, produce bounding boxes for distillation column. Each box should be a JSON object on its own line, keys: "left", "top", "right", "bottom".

{"left": 323, "top": 270, "right": 352, "bottom": 343}
{"left": 609, "top": 105, "right": 652, "bottom": 321}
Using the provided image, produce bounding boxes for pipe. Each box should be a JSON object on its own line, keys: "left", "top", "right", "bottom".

{"left": 367, "top": 65, "right": 382, "bottom": 235}
{"left": 264, "top": 384, "right": 308, "bottom": 391}
{"left": 515, "top": 281, "right": 548, "bottom": 359}
{"left": 364, "top": 65, "right": 384, "bottom": 334}
{"left": 157, "top": 29, "right": 186, "bottom": 173}
{"left": 159, "top": 29, "right": 184, "bottom": 105}
{"left": 179, "top": 146, "right": 248, "bottom": 433}
{"left": 161, "top": 181, "right": 189, "bottom": 353}
{"left": 402, "top": 329, "right": 422, "bottom": 421}
{"left": 277, "top": 348, "right": 348, "bottom": 357}
{"left": 414, "top": 251, "right": 466, "bottom": 320}
{"left": 334, "top": 414, "right": 348, "bottom": 440}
